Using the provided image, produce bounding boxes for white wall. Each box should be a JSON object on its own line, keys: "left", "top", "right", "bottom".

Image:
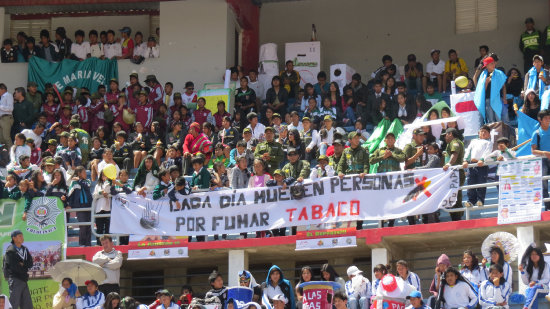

{"left": 157, "top": 0, "right": 231, "bottom": 90}
{"left": 51, "top": 15, "right": 152, "bottom": 41}
{"left": 259, "top": 0, "right": 549, "bottom": 77}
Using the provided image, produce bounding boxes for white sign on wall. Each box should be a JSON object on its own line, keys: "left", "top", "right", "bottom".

{"left": 285, "top": 41, "right": 321, "bottom": 87}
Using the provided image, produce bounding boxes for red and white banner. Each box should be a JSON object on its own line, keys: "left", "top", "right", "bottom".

{"left": 450, "top": 92, "right": 481, "bottom": 136}
{"left": 110, "top": 169, "right": 460, "bottom": 236}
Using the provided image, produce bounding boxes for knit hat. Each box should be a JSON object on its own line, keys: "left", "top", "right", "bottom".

{"left": 437, "top": 254, "right": 451, "bottom": 267}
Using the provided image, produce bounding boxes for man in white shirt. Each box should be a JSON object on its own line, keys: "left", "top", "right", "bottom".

{"left": 21, "top": 124, "right": 45, "bottom": 150}
{"left": 248, "top": 70, "right": 265, "bottom": 102}
{"left": 462, "top": 125, "right": 493, "bottom": 207}
{"left": 103, "top": 30, "right": 121, "bottom": 60}
{"left": 0, "top": 84, "right": 14, "bottom": 148}
{"left": 245, "top": 112, "right": 266, "bottom": 141}
{"left": 145, "top": 36, "right": 159, "bottom": 58}
{"left": 89, "top": 30, "right": 104, "bottom": 59}
{"left": 92, "top": 235, "right": 123, "bottom": 295}
{"left": 424, "top": 49, "right": 445, "bottom": 93}
{"left": 70, "top": 30, "right": 90, "bottom": 61}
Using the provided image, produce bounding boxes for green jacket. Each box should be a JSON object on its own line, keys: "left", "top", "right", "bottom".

{"left": 337, "top": 145, "right": 370, "bottom": 175}
{"left": 254, "top": 140, "right": 284, "bottom": 172}
{"left": 520, "top": 30, "right": 541, "bottom": 53}
{"left": 13, "top": 99, "right": 35, "bottom": 127}
{"left": 152, "top": 181, "right": 172, "bottom": 200}
{"left": 444, "top": 138, "right": 464, "bottom": 165}
{"left": 369, "top": 146, "right": 406, "bottom": 172}
{"left": 191, "top": 167, "right": 211, "bottom": 189}
{"left": 3, "top": 186, "right": 21, "bottom": 200}
{"left": 329, "top": 154, "right": 343, "bottom": 168}
{"left": 132, "top": 159, "right": 160, "bottom": 190}
{"left": 403, "top": 141, "right": 423, "bottom": 169}
{"left": 282, "top": 160, "right": 311, "bottom": 179}
{"left": 25, "top": 92, "right": 43, "bottom": 114}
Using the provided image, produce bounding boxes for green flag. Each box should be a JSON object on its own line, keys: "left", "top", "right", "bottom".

{"left": 365, "top": 119, "right": 404, "bottom": 173}
{"left": 1, "top": 197, "right": 66, "bottom": 308}
{"left": 28, "top": 57, "right": 118, "bottom": 93}
{"left": 424, "top": 101, "right": 455, "bottom": 119}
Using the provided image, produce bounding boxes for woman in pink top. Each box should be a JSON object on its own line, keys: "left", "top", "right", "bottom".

{"left": 248, "top": 159, "right": 271, "bottom": 188}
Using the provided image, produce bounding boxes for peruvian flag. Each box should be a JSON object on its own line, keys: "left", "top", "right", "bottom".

{"left": 450, "top": 92, "right": 481, "bottom": 136}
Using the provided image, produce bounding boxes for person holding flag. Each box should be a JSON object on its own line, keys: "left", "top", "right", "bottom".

{"left": 524, "top": 55, "right": 548, "bottom": 100}
{"left": 473, "top": 56, "right": 507, "bottom": 124}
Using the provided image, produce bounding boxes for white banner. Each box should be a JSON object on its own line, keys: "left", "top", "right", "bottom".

{"left": 450, "top": 92, "right": 481, "bottom": 136}
{"left": 110, "top": 169, "right": 460, "bottom": 236}
{"left": 127, "top": 246, "right": 188, "bottom": 260}
{"left": 296, "top": 236, "right": 356, "bottom": 251}
{"left": 497, "top": 158, "right": 543, "bottom": 224}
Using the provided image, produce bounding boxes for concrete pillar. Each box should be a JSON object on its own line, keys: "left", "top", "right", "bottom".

{"left": 228, "top": 250, "right": 248, "bottom": 287}
{"left": 165, "top": 266, "right": 188, "bottom": 291}
{"left": 371, "top": 248, "right": 389, "bottom": 279}
{"left": 517, "top": 226, "right": 536, "bottom": 294}
{"left": 0, "top": 9, "right": 5, "bottom": 41}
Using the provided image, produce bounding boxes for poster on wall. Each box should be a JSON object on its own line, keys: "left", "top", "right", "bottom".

{"left": 0, "top": 197, "right": 66, "bottom": 309}
{"left": 285, "top": 41, "right": 321, "bottom": 87}
{"left": 497, "top": 159, "right": 543, "bottom": 224}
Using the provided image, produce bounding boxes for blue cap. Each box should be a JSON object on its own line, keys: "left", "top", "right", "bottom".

{"left": 407, "top": 291, "right": 422, "bottom": 299}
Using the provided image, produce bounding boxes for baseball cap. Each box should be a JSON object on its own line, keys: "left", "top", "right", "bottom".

{"left": 272, "top": 294, "right": 288, "bottom": 304}
{"left": 138, "top": 90, "right": 148, "bottom": 96}
{"left": 44, "top": 157, "right": 55, "bottom": 165}
{"left": 60, "top": 132, "right": 70, "bottom": 138}
{"left": 11, "top": 229, "right": 22, "bottom": 239}
{"left": 27, "top": 81, "right": 38, "bottom": 87}
{"left": 247, "top": 112, "right": 258, "bottom": 120}
{"left": 243, "top": 128, "right": 251, "bottom": 133}
{"left": 318, "top": 155, "right": 329, "bottom": 162}
{"left": 25, "top": 138, "right": 34, "bottom": 144}
{"left": 324, "top": 115, "right": 333, "bottom": 121}
{"left": 273, "top": 113, "right": 281, "bottom": 119}
{"left": 272, "top": 169, "right": 283, "bottom": 176}
{"left": 445, "top": 127, "right": 458, "bottom": 134}
{"left": 482, "top": 57, "right": 495, "bottom": 68}
{"left": 533, "top": 55, "right": 544, "bottom": 62}
{"left": 91, "top": 93, "right": 101, "bottom": 100}
{"left": 129, "top": 72, "right": 139, "bottom": 79}
{"left": 346, "top": 266, "right": 363, "bottom": 276}
{"left": 333, "top": 139, "right": 345, "bottom": 146}
{"left": 119, "top": 26, "right": 131, "bottom": 34}
{"left": 110, "top": 78, "right": 119, "bottom": 85}
{"left": 413, "top": 128, "right": 426, "bottom": 135}
{"left": 407, "top": 291, "right": 422, "bottom": 299}
{"left": 348, "top": 131, "right": 358, "bottom": 139}
{"left": 302, "top": 117, "right": 311, "bottom": 123}
{"left": 430, "top": 49, "right": 440, "bottom": 56}
{"left": 145, "top": 74, "right": 157, "bottom": 82}
{"left": 265, "top": 127, "right": 275, "bottom": 133}
{"left": 48, "top": 139, "right": 58, "bottom": 146}
{"left": 496, "top": 137, "right": 510, "bottom": 145}
{"left": 69, "top": 119, "right": 80, "bottom": 127}
{"left": 174, "top": 92, "right": 182, "bottom": 99}
{"left": 158, "top": 289, "right": 172, "bottom": 297}
{"left": 287, "top": 148, "right": 298, "bottom": 155}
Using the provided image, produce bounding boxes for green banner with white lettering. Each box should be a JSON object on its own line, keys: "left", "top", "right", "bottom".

{"left": 1, "top": 197, "right": 66, "bottom": 309}
{"left": 28, "top": 56, "right": 118, "bottom": 93}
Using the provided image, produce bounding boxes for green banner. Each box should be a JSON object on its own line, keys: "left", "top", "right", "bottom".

{"left": 1, "top": 197, "right": 66, "bottom": 309}
{"left": 28, "top": 57, "right": 118, "bottom": 93}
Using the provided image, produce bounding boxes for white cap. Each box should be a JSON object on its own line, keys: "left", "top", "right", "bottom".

{"left": 347, "top": 265, "right": 363, "bottom": 276}
{"left": 272, "top": 294, "right": 288, "bottom": 304}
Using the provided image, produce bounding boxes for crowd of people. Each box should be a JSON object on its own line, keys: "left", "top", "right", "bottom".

{"left": 5, "top": 229, "right": 550, "bottom": 309}
{"left": 1, "top": 26, "right": 160, "bottom": 63}
{"left": 0, "top": 13, "right": 549, "bottom": 309}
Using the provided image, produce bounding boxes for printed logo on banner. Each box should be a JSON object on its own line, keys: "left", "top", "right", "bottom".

{"left": 26, "top": 197, "right": 62, "bottom": 234}
{"left": 403, "top": 176, "right": 432, "bottom": 202}
{"left": 140, "top": 201, "right": 162, "bottom": 229}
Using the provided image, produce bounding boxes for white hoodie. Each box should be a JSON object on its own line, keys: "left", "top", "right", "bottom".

{"left": 0, "top": 294, "right": 13, "bottom": 309}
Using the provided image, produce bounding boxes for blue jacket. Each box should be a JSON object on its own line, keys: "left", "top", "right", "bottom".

{"left": 264, "top": 265, "right": 295, "bottom": 309}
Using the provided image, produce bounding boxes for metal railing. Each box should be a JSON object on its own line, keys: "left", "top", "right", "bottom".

{"left": 65, "top": 158, "right": 548, "bottom": 247}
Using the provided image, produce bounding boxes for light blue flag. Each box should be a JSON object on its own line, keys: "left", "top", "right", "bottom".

{"left": 516, "top": 111, "right": 539, "bottom": 156}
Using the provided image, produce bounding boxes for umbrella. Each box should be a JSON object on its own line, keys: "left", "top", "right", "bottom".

{"left": 481, "top": 232, "right": 519, "bottom": 262}
{"left": 50, "top": 259, "right": 106, "bottom": 286}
